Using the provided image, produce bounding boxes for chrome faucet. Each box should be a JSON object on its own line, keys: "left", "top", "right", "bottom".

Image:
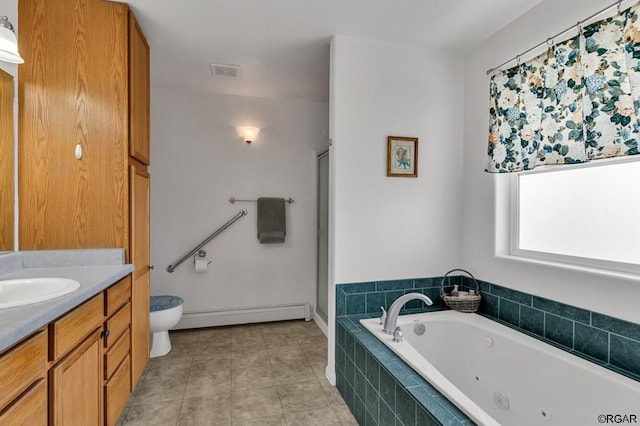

{"left": 383, "top": 292, "right": 433, "bottom": 334}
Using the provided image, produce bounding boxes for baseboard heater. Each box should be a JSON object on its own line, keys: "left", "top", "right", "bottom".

{"left": 174, "top": 302, "right": 311, "bottom": 329}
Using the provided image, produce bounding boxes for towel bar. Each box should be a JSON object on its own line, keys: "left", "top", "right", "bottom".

{"left": 229, "top": 197, "right": 294, "bottom": 204}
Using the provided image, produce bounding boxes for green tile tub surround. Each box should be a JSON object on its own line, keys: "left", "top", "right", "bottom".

{"left": 475, "top": 280, "right": 640, "bottom": 381}
{"left": 335, "top": 316, "right": 473, "bottom": 426}
{"left": 337, "top": 277, "right": 640, "bottom": 380}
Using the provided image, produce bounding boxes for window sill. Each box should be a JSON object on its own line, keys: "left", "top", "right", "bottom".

{"left": 495, "top": 253, "right": 640, "bottom": 283}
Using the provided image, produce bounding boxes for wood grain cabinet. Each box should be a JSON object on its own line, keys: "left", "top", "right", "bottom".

{"left": 103, "top": 277, "right": 132, "bottom": 426}
{"left": 18, "top": 0, "right": 151, "bottom": 408}
{"left": 0, "top": 330, "right": 48, "bottom": 426}
{"left": 0, "top": 277, "right": 134, "bottom": 426}
{"left": 50, "top": 329, "right": 104, "bottom": 426}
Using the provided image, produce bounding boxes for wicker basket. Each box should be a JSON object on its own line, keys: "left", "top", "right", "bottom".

{"left": 440, "top": 268, "right": 481, "bottom": 313}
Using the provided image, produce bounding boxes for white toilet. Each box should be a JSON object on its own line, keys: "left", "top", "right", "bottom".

{"left": 149, "top": 295, "right": 184, "bottom": 358}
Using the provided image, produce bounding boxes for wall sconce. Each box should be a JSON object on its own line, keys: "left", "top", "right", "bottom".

{"left": 238, "top": 126, "right": 260, "bottom": 144}
{"left": 0, "top": 16, "right": 23, "bottom": 64}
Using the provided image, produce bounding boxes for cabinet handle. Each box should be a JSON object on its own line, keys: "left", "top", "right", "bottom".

{"left": 149, "top": 265, "right": 154, "bottom": 271}
{"left": 101, "top": 329, "right": 110, "bottom": 338}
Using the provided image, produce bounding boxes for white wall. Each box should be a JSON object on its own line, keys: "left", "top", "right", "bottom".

{"left": 462, "top": 0, "right": 640, "bottom": 324}
{"left": 327, "top": 35, "right": 465, "bottom": 383}
{"left": 331, "top": 35, "right": 465, "bottom": 284}
{"left": 150, "top": 87, "right": 328, "bottom": 319}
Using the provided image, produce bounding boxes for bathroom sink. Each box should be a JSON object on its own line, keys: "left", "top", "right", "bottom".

{"left": 0, "top": 278, "right": 81, "bottom": 309}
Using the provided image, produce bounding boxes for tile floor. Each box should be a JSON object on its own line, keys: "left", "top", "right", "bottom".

{"left": 119, "top": 320, "right": 358, "bottom": 426}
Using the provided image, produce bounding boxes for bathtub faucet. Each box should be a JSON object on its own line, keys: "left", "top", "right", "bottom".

{"left": 383, "top": 293, "right": 433, "bottom": 335}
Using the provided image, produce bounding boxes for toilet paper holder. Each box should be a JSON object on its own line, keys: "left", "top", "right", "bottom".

{"left": 194, "top": 250, "right": 212, "bottom": 266}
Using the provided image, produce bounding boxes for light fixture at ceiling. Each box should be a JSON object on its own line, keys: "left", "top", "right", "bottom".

{"left": 0, "top": 16, "right": 23, "bottom": 64}
{"left": 238, "top": 126, "right": 260, "bottom": 144}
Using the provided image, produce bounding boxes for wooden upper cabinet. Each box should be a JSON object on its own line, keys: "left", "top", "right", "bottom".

{"left": 18, "top": 0, "right": 129, "bottom": 250}
{"left": 129, "top": 12, "right": 150, "bottom": 165}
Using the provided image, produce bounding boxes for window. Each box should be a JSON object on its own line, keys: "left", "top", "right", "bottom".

{"left": 511, "top": 159, "right": 640, "bottom": 272}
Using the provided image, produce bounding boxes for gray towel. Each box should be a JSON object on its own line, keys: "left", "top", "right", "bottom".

{"left": 257, "top": 197, "right": 286, "bottom": 244}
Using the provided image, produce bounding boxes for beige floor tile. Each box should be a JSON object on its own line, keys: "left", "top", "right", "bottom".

{"left": 232, "top": 366, "right": 276, "bottom": 389}
{"left": 277, "top": 382, "right": 330, "bottom": 413}
{"left": 193, "top": 351, "right": 232, "bottom": 363}
{"left": 121, "top": 320, "right": 334, "bottom": 424}
{"left": 263, "top": 333, "right": 299, "bottom": 348}
{"left": 231, "top": 349, "right": 270, "bottom": 369}
{"left": 192, "top": 340, "right": 232, "bottom": 356}
{"left": 271, "top": 360, "right": 318, "bottom": 385}
{"left": 131, "top": 376, "right": 187, "bottom": 406}
{"left": 177, "top": 395, "right": 232, "bottom": 425}
{"left": 145, "top": 359, "right": 192, "bottom": 382}
{"left": 192, "top": 327, "right": 233, "bottom": 340}
{"left": 184, "top": 375, "right": 232, "bottom": 400}
{"left": 331, "top": 404, "right": 358, "bottom": 425}
{"left": 116, "top": 407, "right": 129, "bottom": 426}
{"left": 231, "top": 415, "right": 286, "bottom": 426}
{"left": 300, "top": 343, "right": 328, "bottom": 360}
{"left": 284, "top": 406, "right": 342, "bottom": 426}
{"left": 231, "top": 337, "right": 265, "bottom": 352}
{"left": 170, "top": 330, "right": 202, "bottom": 345}
{"left": 320, "top": 381, "right": 347, "bottom": 406}
{"left": 123, "top": 401, "right": 181, "bottom": 425}
{"left": 268, "top": 346, "right": 306, "bottom": 363}
{"left": 190, "top": 359, "right": 232, "bottom": 381}
{"left": 296, "top": 334, "right": 328, "bottom": 346}
{"left": 231, "top": 386, "right": 283, "bottom": 420}
{"left": 310, "top": 362, "right": 330, "bottom": 383}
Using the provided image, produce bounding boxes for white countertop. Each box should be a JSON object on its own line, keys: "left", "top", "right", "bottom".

{"left": 0, "top": 250, "right": 134, "bottom": 353}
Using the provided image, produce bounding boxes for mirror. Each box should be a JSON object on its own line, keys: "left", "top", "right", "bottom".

{"left": 0, "top": 68, "right": 14, "bottom": 251}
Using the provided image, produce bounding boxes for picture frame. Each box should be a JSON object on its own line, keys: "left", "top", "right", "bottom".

{"left": 387, "top": 136, "right": 418, "bottom": 178}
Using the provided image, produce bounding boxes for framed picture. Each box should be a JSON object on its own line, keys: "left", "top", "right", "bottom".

{"left": 387, "top": 136, "right": 418, "bottom": 178}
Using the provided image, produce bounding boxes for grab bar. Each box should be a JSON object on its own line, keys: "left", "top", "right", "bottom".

{"left": 166, "top": 209, "right": 248, "bottom": 273}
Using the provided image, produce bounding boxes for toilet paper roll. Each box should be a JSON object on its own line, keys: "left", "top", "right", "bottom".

{"left": 195, "top": 258, "right": 209, "bottom": 273}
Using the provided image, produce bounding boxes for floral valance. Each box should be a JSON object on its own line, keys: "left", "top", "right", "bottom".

{"left": 486, "top": 2, "right": 640, "bottom": 173}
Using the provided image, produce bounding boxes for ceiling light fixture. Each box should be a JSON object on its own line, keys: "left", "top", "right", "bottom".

{"left": 0, "top": 16, "right": 23, "bottom": 64}
{"left": 238, "top": 126, "right": 260, "bottom": 144}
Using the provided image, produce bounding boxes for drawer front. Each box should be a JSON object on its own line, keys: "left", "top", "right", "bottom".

{"left": 105, "top": 277, "right": 131, "bottom": 317}
{"left": 104, "top": 328, "right": 130, "bottom": 380}
{"left": 104, "top": 355, "right": 131, "bottom": 426}
{"left": 0, "top": 329, "right": 47, "bottom": 410}
{"left": 105, "top": 302, "right": 131, "bottom": 348}
{"left": 50, "top": 293, "right": 104, "bottom": 361}
{"left": 0, "top": 379, "right": 47, "bottom": 426}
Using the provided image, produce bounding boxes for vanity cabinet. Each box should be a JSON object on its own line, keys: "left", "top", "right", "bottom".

{"left": 0, "top": 276, "right": 133, "bottom": 426}
{"left": 0, "top": 329, "right": 48, "bottom": 425}
{"left": 103, "top": 277, "right": 132, "bottom": 426}
{"left": 49, "top": 294, "right": 104, "bottom": 426}
{"left": 50, "top": 329, "right": 103, "bottom": 426}
{"left": 18, "top": 0, "right": 151, "bottom": 408}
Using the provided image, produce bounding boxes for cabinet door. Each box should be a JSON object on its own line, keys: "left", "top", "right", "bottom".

{"left": 130, "top": 162, "right": 150, "bottom": 387}
{"left": 0, "top": 379, "right": 47, "bottom": 426}
{"left": 18, "top": 0, "right": 129, "bottom": 250}
{"left": 50, "top": 329, "right": 103, "bottom": 426}
{"left": 129, "top": 11, "right": 150, "bottom": 165}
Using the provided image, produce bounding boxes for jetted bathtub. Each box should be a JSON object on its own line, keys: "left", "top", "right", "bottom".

{"left": 360, "top": 311, "right": 640, "bottom": 426}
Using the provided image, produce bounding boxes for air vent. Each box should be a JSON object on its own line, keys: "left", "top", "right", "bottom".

{"left": 210, "top": 63, "right": 240, "bottom": 78}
